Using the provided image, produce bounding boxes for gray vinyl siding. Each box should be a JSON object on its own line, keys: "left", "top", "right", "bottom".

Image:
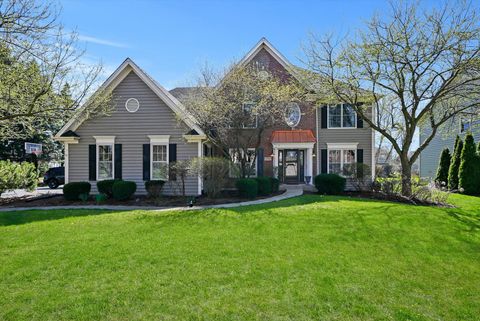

{"left": 419, "top": 124, "right": 480, "bottom": 179}
{"left": 68, "top": 71, "right": 199, "bottom": 195}
{"left": 316, "top": 105, "right": 374, "bottom": 190}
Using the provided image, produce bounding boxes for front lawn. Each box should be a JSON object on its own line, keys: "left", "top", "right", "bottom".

{"left": 0, "top": 194, "right": 479, "bottom": 320}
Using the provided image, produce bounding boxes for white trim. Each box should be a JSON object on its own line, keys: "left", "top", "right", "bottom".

{"left": 56, "top": 58, "right": 205, "bottom": 138}
{"left": 125, "top": 98, "right": 140, "bottom": 113}
{"left": 96, "top": 143, "right": 114, "bottom": 181}
{"left": 238, "top": 37, "right": 293, "bottom": 70}
{"left": 54, "top": 137, "right": 79, "bottom": 144}
{"left": 272, "top": 142, "right": 315, "bottom": 149}
{"left": 327, "top": 103, "right": 357, "bottom": 129}
{"left": 150, "top": 144, "right": 169, "bottom": 181}
{"left": 315, "top": 106, "right": 319, "bottom": 175}
{"left": 327, "top": 148, "right": 357, "bottom": 176}
{"left": 197, "top": 141, "right": 202, "bottom": 195}
{"left": 148, "top": 135, "right": 170, "bottom": 144}
{"left": 183, "top": 134, "right": 207, "bottom": 142}
{"left": 64, "top": 143, "right": 69, "bottom": 184}
{"left": 326, "top": 142, "right": 359, "bottom": 149}
{"left": 371, "top": 103, "right": 376, "bottom": 180}
{"left": 93, "top": 136, "right": 115, "bottom": 144}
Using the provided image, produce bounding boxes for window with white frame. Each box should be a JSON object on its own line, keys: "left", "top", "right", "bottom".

{"left": 98, "top": 144, "right": 113, "bottom": 180}
{"left": 151, "top": 144, "right": 168, "bottom": 180}
{"left": 242, "top": 103, "right": 257, "bottom": 128}
{"left": 328, "top": 149, "right": 356, "bottom": 176}
{"left": 328, "top": 103, "right": 357, "bottom": 128}
{"left": 229, "top": 148, "right": 257, "bottom": 177}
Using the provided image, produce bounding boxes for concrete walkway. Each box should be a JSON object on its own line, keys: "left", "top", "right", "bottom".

{"left": 0, "top": 185, "right": 304, "bottom": 212}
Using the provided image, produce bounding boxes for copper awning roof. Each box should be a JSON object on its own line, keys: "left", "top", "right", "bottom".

{"left": 271, "top": 130, "right": 316, "bottom": 144}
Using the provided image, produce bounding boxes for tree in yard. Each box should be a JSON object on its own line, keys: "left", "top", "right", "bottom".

{"left": 458, "top": 132, "right": 479, "bottom": 194}
{"left": 190, "top": 157, "right": 231, "bottom": 198}
{"left": 435, "top": 148, "right": 451, "bottom": 188}
{"left": 0, "top": 0, "right": 111, "bottom": 140}
{"left": 183, "top": 63, "right": 303, "bottom": 178}
{"left": 448, "top": 136, "right": 463, "bottom": 190}
{"left": 302, "top": 0, "right": 480, "bottom": 196}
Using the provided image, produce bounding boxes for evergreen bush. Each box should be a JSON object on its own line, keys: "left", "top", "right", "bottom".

{"left": 236, "top": 178, "right": 258, "bottom": 199}
{"left": 448, "top": 136, "right": 463, "bottom": 190}
{"left": 314, "top": 174, "right": 346, "bottom": 195}
{"left": 459, "top": 133, "right": 479, "bottom": 195}
{"left": 63, "top": 182, "right": 91, "bottom": 201}
{"left": 96, "top": 179, "right": 118, "bottom": 198}
{"left": 255, "top": 176, "right": 272, "bottom": 195}
{"left": 112, "top": 180, "right": 137, "bottom": 201}
{"left": 435, "top": 148, "right": 451, "bottom": 188}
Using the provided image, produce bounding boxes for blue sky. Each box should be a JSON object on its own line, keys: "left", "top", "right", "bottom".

{"left": 60, "top": 0, "right": 432, "bottom": 90}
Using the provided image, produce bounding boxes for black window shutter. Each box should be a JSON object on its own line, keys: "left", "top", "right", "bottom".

{"left": 357, "top": 114, "right": 363, "bottom": 128}
{"left": 357, "top": 149, "right": 364, "bottom": 178}
{"left": 143, "top": 144, "right": 150, "bottom": 181}
{"left": 321, "top": 149, "right": 327, "bottom": 173}
{"left": 88, "top": 144, "right": 96, "bottom": 181}
{"left": 321, "top": 106, "right": 328, "bottom": 128}
{"left": 257, "top": 148, "right": 264, "bottom": 177}
{"left": 114, "top": 144, "right": 122, "bottom": 179}
{"left": 169, "top": 144, "right": 177, "bottom": 181}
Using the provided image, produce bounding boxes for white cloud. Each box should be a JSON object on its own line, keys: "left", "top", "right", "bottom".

{"left": 78, "top": 34, "right": 129, "bottom": 48}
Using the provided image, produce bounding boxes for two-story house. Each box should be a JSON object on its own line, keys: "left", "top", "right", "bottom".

{"left": 55, "top": 38, "right": 375, "bottom": 195}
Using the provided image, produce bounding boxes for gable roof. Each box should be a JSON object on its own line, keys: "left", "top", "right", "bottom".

{"left": 238, "top": 37, "right": 293, "bottom": 70}
{"left": 55, "top": 58, "right": 205, "bottom": 138}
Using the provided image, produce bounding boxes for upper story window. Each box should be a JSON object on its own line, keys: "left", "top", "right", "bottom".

{"left": 242, "top": 103, "right": 258, "bottom": 128}
{"left": 460, "top": 115, "right": 480, "bottom": 133}
{"left": 328, "top": 103, "right": 357, "bottom": 128}
{"left": 285, "top": 102, "right": 301, "bottom": 128}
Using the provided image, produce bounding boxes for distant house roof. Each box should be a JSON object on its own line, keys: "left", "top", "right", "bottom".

{"left": 271, "top": 130, "right": 316, "bottom": 144}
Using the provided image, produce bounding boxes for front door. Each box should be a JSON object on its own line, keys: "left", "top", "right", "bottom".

{"left": 285, "top": 150, "right": 299, "bottom": 184}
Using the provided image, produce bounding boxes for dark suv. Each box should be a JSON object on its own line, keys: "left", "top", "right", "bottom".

{"left": 43, "top": 167, "right": 65, "bottom": 189}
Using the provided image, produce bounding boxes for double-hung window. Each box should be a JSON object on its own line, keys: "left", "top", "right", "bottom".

{"left": 242, "top": 103, "right": 257, "bottom": 128}
{"left": 328, "top": 103, "right": 357, "bottom": 128}
{"left": 229, "top": 148, "right": 257, "bottom": 177}
{"left": 148, "top": 135, "right": 170, "bottom": 180}
{"left": 327, "top": 144, "right": 357, "bottom": 177}
{"left": 94, "top": 136, "right": 115, "bottom": 181}
{"left": 98, "top": 145, "right": 113, "bottom": 180}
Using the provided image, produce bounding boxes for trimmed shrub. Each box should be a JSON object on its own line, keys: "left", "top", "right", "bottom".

{"left": 314, "top": 174, "right": 346, "bottom": 195}
{"left": 459, "top": 133, "right": 479, "bottom": 195}
{"left": 95, "top": 193, "right": 108, "bottom": 204}
{"left": 145, "top": 180, "right": 165, "bottom": 198}
{"left": 112, "top": 180, "right": 137, "bottom": 201}
{"left": 435, "top": 148, "right": 451, "bottom": 188}
{"left": 63, "top": 182, "right": 91, "bottom": 201}
{"left": 448, "top": 136, "right": 463, "bottom": 190}
{"left": 255, "top": 176, "right": 272, "bottom": 195}
{"left": 270, "top": 177, "right": 280, "bottom": 193}
{"left": 96, "top": 179, "right": 118, "bottom": 198}
{"left": 236, "top": 178, "right": 258, "bottom": 199}
{"left": 0, "top": 160, "right": 38, "bottom": 195}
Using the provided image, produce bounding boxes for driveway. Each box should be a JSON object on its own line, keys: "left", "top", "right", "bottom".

{"left": 1, "top": 186, "right": 63, "bottom": 199}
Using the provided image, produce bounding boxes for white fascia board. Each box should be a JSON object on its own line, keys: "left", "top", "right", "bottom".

{"left": 93, "top": 136, "right": 116, "bottom": 144}
{"left": 272, "top": 142, "right": 315, "bottom": 149}
{"left": 183, "top": 134, "right": 207, "bottom": 142}
{"left": 326, "top": 142, "right": 359, "bottom": 149}
{"left": 148, "top": 135, "right": 170, "bottom": 144}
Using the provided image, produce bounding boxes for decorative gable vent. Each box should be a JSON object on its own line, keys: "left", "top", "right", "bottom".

{"left": 125, "top": 98, "right": 140, "bottom": 113}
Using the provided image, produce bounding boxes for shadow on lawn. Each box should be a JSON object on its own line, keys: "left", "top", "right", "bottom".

{"left": 0, "top": 209, "right": 129, "bottom": 227}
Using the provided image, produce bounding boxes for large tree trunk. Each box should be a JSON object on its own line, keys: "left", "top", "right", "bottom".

{"left": 400, "top": 156, "right": 412, "bottom": 197}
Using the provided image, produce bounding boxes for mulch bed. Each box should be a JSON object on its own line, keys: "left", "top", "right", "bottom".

{"left": 1, "top": 190, "right": 286, "bottom": 208}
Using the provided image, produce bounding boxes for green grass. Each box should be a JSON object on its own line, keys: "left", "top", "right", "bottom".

{"left": 0, "top": 194, "right": 479, "bottom": 321}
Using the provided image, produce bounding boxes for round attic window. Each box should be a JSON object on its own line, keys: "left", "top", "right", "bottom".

{"left": 125, "top": 98, "right": 140, "bottom": 113}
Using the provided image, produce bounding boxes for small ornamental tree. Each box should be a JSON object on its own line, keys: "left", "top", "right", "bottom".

{"left": 448, "top": 136, "right": 463, "bottom": 190}
{"left": 435, "top": 148, "right": 451, "bottom": 188}
{"left": 459, "top": 133, "right": 479, "bottom": 195}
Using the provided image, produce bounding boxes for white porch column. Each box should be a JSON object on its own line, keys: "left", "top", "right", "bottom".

{"left": 306, "top": 147, "right": 313, "bottom": 184}
{"left": 64, "top": 143, "right": 69, "bottom": 184}
{"left": 273, "top": 147, "right": 279, "bottom": 178}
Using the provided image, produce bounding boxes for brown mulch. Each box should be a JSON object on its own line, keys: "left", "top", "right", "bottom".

{"left": 1, "top": 190, "right": 286, "bottom": 208}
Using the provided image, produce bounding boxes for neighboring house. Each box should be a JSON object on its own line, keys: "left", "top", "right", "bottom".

{"left": 420, "top": 113, "right": 480, "bottom": 179}
{"left": 55, "top": 38, "right": 375, "bottom": 195}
